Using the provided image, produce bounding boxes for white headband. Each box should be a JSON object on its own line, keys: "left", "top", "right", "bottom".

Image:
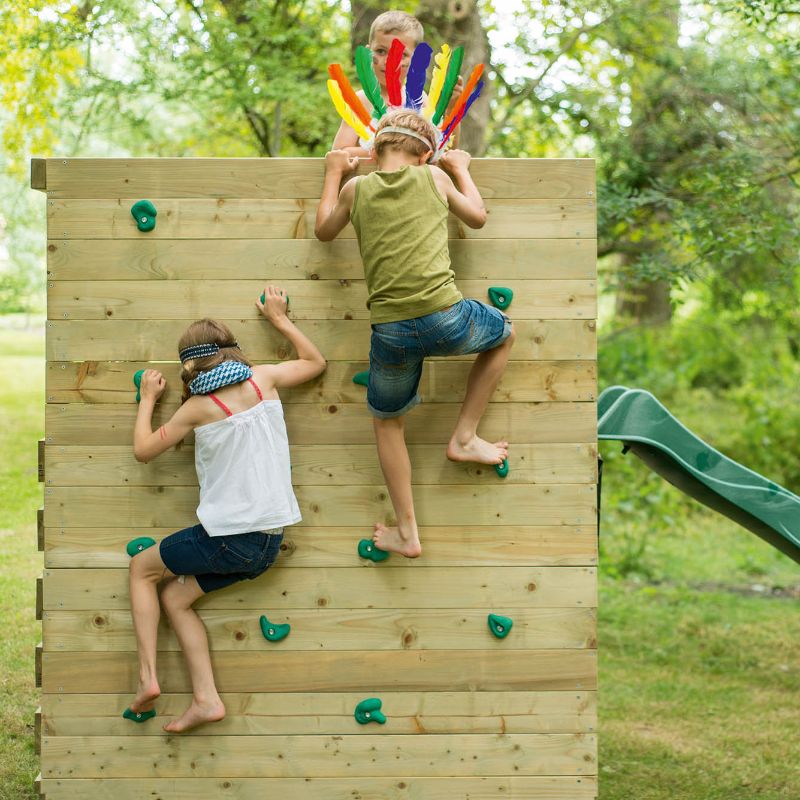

{"left": 375, "top": 125, "right": 438, "bottom": 154}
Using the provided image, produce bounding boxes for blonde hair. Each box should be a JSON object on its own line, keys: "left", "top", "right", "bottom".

{"left": 374, "top": 110, "right": 438, "bottom": 160}
{"left": 178, "top": 318, "right": 252, "bottom": 402}
{"left": 369, "top": 11, "right": 424, "bottom": 46}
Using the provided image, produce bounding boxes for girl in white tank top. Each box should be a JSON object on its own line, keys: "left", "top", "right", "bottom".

{"left": 125, "top": 286, "right": 326, "bottom": 734}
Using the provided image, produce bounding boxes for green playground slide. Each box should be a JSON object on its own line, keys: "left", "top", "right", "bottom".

{"left": 598, "top": 386, "right": 800, "bottom": 564}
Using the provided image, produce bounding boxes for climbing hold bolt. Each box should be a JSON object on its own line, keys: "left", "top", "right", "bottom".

{"left": 487, "top": 287, "right": 513, "bottom": 310}
{"left": 259, "top": 615, "right": 291, "bottom": 642}
{"left": 488, "top": 613, "right": 513, "bottom": 639}
{"left": 130, "top": 200, "right": 157, "bottom": 233}
{"left": 122, "top": 707, "right": 156, "bottom": 722}
{"left": 354, "top": 697, "right": 386, "bottom": 725}
{"left": 126, "top": 537, "right": 156, "bottom": 557}
{"left": 357, "top": 538, "right": 390, "bottom": 562}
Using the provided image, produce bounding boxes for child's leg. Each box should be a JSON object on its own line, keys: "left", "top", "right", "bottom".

{"left": 372, "top": 415, "right": 422, "bottom": 558}
{"left": 159, "top": 576, "right": 226, "bottom": 733}
{"left": 447, "top": 324, "right": 516, "bottom": 464}
{"left": 127, "top": 546, "right": 178, "bottom": 713}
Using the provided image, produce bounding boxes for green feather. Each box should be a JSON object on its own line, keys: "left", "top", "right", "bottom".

{"left": 355, "top": 46, "right": 386, "bottom": 118}
{"left": 432, "top": 46, "right": 464, "bottom": 125}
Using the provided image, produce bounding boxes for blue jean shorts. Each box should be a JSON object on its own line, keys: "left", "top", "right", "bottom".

{"left": 368, "top": 299, "right": 512, "bottom": 418}
{"left": 159, "top": 523, "right": 283, "bottom": 593}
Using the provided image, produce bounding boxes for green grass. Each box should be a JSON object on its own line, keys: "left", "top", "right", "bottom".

{"left": 1, "top": 322, "right": 799, "bottom": 798}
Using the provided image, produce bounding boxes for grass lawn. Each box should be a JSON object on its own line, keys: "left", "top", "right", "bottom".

{"left": 1, "top": 321, "right": 798, "bottom": 799}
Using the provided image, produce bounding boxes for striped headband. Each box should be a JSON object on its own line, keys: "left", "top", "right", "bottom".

{"left": 178, "top": 342, "right": 238, "bottom": 363}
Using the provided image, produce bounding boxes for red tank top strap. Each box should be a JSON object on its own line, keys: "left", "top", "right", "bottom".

{"left": 247, "top": 377, "right": 263, "bottom": 401}
{"left": 208, "top": 393, "right": 233, "bottom": 417}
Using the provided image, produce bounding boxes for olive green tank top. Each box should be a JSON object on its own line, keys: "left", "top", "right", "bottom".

{"left": 350, "top": 165, "right": 462, "bottom": 324}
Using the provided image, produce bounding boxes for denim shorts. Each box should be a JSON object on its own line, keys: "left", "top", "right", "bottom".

{"left": 368, "top": 299, "right": 512, "bottom": 418}
{"left": 159, "top": 523, "right": 283, "bottom": 593}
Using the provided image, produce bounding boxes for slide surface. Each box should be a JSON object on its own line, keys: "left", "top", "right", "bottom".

{"left": 598, "top": 386, "right": 800, "bottom": 564}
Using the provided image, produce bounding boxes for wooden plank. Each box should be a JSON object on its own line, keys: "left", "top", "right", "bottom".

{"left": 36, "top": 575, "right": 43, "bottom": 620}
{"left": 35, "top": 707, "right": 42, "bottom": 755}
{"left": 46, "top": 318, "right": 597, "bottom": 362}
{"left": 48, "top": 198, "right": 596, "bottom": 240}
{"left": 43, "top": 484, "right": 597, "bottom": 528}
{"left": 47, "top": 237, "right": 597, "bottom": 281}
{"left": 41, "top": 157, "right": 596, "bottom": 200}
{"left": 31, "top": 158, "right": 47, "bottom": 191}
{"left": 40, "top": 732, "right": 596, "bottom": 778}
{"left": 47, "top": 279, "right": 596, "bottom": 321}
{"left": 42, "top": 690, "right": 597, "bottom": 735}
{"left": 43, "top": 525, "right": 598, "bottom": 569}
{"left": 34, "top": 772, "right": 43, "bottom": 798}
{"left": 46, "top": 360, "right": 597, "bottom": 405}
{"left": 36, "top": 642, "right": 43, "bottom": 688}
{"left": 43, "top": 607, "right": 596, "bottom": 652}
{"left": 38, "top": 508, "right": 45, "bottom": 552}
{"left": 44, "top": 443, "right": 597, "bottom": 487}
{"left": 42, "top": 650, "right": 597, "bottom": 693}
{"left": 40, "top": 776, "right": 599, "bottom": 800}
{"left": 42, "top": 567, "right": 597, "bottom": 611}
{"left": 44, "top": 401, "right": 598, "bottom": 446}
{"left": 38, "top": 438, "right": 45, "bottom": 481}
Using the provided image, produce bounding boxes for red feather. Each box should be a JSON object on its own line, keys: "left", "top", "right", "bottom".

{"left": 385, "top": 38, "right": 405, "bottom": 107}
{"left": 328, "top": 64, "right": 374, "bottom": 129}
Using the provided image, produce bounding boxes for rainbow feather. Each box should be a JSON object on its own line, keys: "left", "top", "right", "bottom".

{"left": 327, "top": 80, "right": 371, "bottom": 141}
{"left": 385, "top": 38, "right": 405, "bottom": 107}
{"left": 422, "top": 44, "right": 451, "bottom": 119}
{"left": 440, "top": 63, "right": 485, "bottom": 132}
{"left": 404, "top": 43, "right": 432, "bottom": 112}
{"left": 440, "top": 80, "right": 484, "bottom": 147}
{"left": 432, "top": 46, "right": 464, "bottom": 125}
{"left": 355, "top": 45, "right": 387, "bottom": 118}
{"left": 328, "top": 64, "right": 374, "bottom": 129}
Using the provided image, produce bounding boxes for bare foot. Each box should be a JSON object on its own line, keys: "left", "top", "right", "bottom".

{"left": 373, "top": 522, "right": 422, "bottom": 558}
{"left": 447, "top": 436, "right": 508, "bottom": 465}
{"left": 162, "top": 698, "right": 226, "bottom": 734}
{"left": 129, "top": 678, "right": 161, "bottom": 714}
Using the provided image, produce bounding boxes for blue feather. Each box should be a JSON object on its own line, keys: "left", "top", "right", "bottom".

{"left": 404, "top": 43, "right": 433, "bottom": 112}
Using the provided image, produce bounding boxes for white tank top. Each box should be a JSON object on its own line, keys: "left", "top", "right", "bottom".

{"left": 193, "top": 391, "right": 301, "bottom": 537}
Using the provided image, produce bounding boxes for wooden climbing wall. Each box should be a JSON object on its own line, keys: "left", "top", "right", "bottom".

{"left": 32, "top": 157, "right": 598, "bottom": 799}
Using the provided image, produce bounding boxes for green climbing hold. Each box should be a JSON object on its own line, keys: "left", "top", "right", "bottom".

{"left": 260, "top": 292, "right": 289, "bottom": 310}
{"left": 259, "top": 615, "right": 291, "bottom": 642}
{"left": 357, "top": 538, "right": 390, "bottom": 562}
{"left": 488, "top": 286, "right": 513, "bottom": 310}
{"left": 494, "top": 458, "right": 509, "bottom": 478}
{"left": 352, "top": 371, "right": 369, "bottom": 387}
{"left": 126, "top": 537, "right": 156, "bottom": 557}
{"left": 133, "top": 369, "right": 145, "bottom": 403}
{"left": 488, "top": 613, "right": 513, "bottom": 639}
{"left": 354, "top": 697, "right": 386, "bottom": 725}
{"left": 122, "top": 707, "right": 156, "bottom": 723}
{"left": 130, "top": 200, "right": 157, "bottom": 232}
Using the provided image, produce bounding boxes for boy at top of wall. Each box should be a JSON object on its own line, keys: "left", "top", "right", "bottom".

{"left": 315, "top": 110, "right": 515, "bottom": 559}
{"left": 333, "top": 10, "right": 461, "bottom": 158}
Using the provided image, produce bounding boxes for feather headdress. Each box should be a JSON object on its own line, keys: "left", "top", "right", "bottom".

{"left": 328, "top": 38, "right": 485, "bottom": 160}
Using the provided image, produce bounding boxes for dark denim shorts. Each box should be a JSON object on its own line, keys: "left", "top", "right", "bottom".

{"left": 367, "top": 299, "right": 512, "bottom": 418}
{"left": 159, "top": 523, "right": 283, "bottom": 593}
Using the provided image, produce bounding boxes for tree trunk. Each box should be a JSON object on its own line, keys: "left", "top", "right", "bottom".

{"left": 349, "top": 0, "right": 491, "bottom": 154}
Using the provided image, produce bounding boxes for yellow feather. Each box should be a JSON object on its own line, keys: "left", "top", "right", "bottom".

{"left": 422, "top": 45, "right": 451, "bottom": 119}
{"left": 327, "top": 80, "right": 370, "bottom": 141}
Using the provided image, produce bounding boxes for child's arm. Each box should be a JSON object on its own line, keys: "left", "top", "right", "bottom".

{"left": 315, "top": 151, "right": 359, "bottom": 241}
{"left": 254, "top": 286, "right": 327, "bottom": 389}
{"left": 133, "top": 372, "right": 203, "bottom": 463}
{"left": 432, "top": 149, "right": 487, "bottom": 229}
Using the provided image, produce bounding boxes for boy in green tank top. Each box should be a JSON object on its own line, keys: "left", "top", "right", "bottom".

{"left": 315, "top": 110, "right": 515, "bottom": 558}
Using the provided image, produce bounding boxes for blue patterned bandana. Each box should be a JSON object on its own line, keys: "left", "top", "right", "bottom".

{"left": 189, "top": 360, "right": 253, "bottom": 396}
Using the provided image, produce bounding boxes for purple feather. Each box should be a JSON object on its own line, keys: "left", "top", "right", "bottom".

{"left": 404, "top": 43, "right": 433, "bottom": 112}
{"left": 440, "top": 80, "right": 484, "bottom": 146}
